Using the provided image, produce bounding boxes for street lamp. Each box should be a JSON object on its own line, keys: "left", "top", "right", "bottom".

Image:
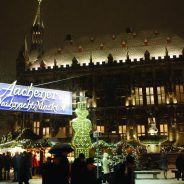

{"left": 93, "top": 131, "right": 100, "bottom": 179}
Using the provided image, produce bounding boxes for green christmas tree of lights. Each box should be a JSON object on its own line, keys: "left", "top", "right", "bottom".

{"left": 72, "top": 96, "right": 92, "bottom": 158}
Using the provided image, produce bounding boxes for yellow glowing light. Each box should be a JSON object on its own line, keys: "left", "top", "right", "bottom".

{"left": 72, "top": 97, "right": 92, "bottom": 158}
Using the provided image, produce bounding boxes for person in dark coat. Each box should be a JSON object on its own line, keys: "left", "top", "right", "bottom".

{"left": 0, "top": 154, "right": 3, "bottom": 180}
{"left": 86, "top": 157, "right": 98, "bottom": 184}
{"left": 175, "top": 154, "right": 184, "bottom": 180}
{"left": 126, "top": 153, "right": 135, "bottom": 184}
{"left": 27, "top": 152, "right": 33, "bottom": 179}
{"left": 41, "top": 157, "right": 53, "bottom": 184}
{"left": 71, "top": 153, "right": 87, "bottom": 184}
{"left": 3, "top": 152, "right": 12, "bottom": 180}
{"left": 12, "top": 152, "right": 21, "bottom": 182}
{"left": 160, "top": 153, "right": 168, "bottom": 179}
{"left": 114, "top": 160, "right": 128, "bottom": 184}
{"left": 51, "top": 152, "right": 70, "bottom": 184}
{"left": 18, "top": 151, "right": 31, "bottom": 184}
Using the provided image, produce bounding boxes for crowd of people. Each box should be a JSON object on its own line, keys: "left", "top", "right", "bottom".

{"left": 0, "top": 149, "right": 135, "bottom": 184}
{"left": 0, "top": 151, "right": 39, "bottom": 184}
{"left": 41, "top": 152, "right": 98, "bottom": 184}
{"left": 1, "top": 149, "right": 184, "bottom": 184}
{"left": 41, "top": 151, "right": 136, "bottom": 184}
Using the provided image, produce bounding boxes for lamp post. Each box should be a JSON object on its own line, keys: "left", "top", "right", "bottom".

{"left": 93, "top": 131, "right": 100, "bottom": 179}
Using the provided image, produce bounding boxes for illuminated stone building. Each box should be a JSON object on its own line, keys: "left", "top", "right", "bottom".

{"left": 16, "top": 0, "right": 184, "bottom": 146}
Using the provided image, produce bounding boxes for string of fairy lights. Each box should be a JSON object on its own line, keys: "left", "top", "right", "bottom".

{"left": 34, "top": 73, "right": 90, "bottom": 87}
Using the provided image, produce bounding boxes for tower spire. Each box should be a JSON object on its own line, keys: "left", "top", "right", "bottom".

{"left": 31, "top": 0, "right": 44, "bottom": 51}
{"left": 24, "top": 35, "right": 29, "bottom": 62}
{"left": 33, "top": 0, "right": 43, "bottom": 26}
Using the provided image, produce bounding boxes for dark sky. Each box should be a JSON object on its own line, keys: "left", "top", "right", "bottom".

{"left": 0, "top": 0, "right": 184, "bottom": 82}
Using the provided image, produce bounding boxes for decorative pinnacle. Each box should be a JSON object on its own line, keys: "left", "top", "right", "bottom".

{"left": 38, "top": 0, "right": 42, "bottom": 4}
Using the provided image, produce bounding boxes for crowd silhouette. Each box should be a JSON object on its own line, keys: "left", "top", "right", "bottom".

{"left": 0, "top": 150, "right": 136, "bottom": 184}
{"left": 0, "top": 151, "right": 37, "bottom": 184}
{"left": 1, "top": 150, "right": 184, "bottom": 183}
{"left": 68, "top": 152, "right": 135, "bottom": 184}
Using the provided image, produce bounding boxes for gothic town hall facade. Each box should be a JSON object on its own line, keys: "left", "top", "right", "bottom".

{"left": 16, "top": 0, "right": 184, "bottom": 146}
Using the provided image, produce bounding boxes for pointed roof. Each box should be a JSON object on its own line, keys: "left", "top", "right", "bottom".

{"left": 24, "top": 35, "right": 29, "bottom": 62}
{"left": 33, "top": 0, "right": 44, "bottom": 27}
{"left": 24, "top": 35, "right": 28, "bottom": 54}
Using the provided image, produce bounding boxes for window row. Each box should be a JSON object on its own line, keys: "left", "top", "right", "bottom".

{"left": 33, "top": 121, "right": 169, "bottom": 138}
{"left": 73, "top": 84, "right": 184, "bottom": 108}
{"left": 126, "top": 84, "right": 184, "bottom": 106}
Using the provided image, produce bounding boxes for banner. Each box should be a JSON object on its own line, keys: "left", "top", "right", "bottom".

{"left": 0, "top": 81, "right": 72, "bottom": 115}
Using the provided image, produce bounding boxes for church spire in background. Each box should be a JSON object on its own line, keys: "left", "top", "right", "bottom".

{"left": 31, "top": 0, "right": 44, "bottom": 51}
{"left": 33, "top": 0, "right": 43, "bottom": 27}
{"left": 24, "top": 35, "right": 29, "bottom": 63}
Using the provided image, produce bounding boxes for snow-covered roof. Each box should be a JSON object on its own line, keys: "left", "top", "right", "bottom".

{"left": 28, "top": 30, "right": 184, "bottom": 70}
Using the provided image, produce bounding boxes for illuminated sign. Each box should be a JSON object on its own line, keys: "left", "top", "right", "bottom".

{"left": 0, "top": 81, "right": 72, "bottom": 115}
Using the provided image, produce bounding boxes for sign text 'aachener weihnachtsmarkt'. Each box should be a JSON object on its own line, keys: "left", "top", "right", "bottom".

{"left": 0, "top": 81, "right": 72, "bottom": 115}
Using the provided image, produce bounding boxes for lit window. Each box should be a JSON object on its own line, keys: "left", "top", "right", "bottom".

{"left": 146, "top": 87, "right": 154, "bottom": 105}
{"left": 97, "top": 125, "right": 104, "bottom": 133}
{"left": 33, "top": 121, "right": 40, "bottom": 135}
{"left": 134, "top": 87, "right": 143, "bottom": 105}
{"left": 125, "top": 96, "right": 133, "bottom": 106}
{"left": 43, "top": 127, "right": 50, "bottom": 137}
{"left": 72, "top": 92, "right": 77, "bottom": 109}
{"left": 148, "top": 117, "right": 156, "bottom": 124}
{"left": 157, "top": 86, "right": 166, "bottom": 104}
{"left": 160, "top": 124, "right": 168, "bottom": 135}
{"left": 69, "top": 121, "right": 73, "bottom": 135}
{"left": 137, "top": 125, "right": 145, "bottom": 136}
{"left": 176, "top": 85, "right": 184, "bottom": 103}
{"left": 118, "top": 125, "right": 127, "bottom": 134}
{"left": 147, "top": 117, "right": 158, "bottom": 135}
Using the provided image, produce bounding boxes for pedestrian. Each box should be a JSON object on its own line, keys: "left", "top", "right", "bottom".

{"left": 32, "top": 154, "right": 39, "bottom": 176}
{"left": 0, "top": 154, "right": 3, "bottom": 180}
{"left": 3, "top": 152, "right": 12, "bottom": 180}
{"left": 71, "top": 153, "right": 87, "bottom": 184}
{"left": 160, "top": 152, "right": 168, "bottom": 179}
{"left": 41, "top": 157, "right": 53, "bottom": 184}
{"left": 126, "top": 150, "right": 135, "bottom": 184}
{"left": 18, "top": 151, "right": 31, "bottom": 184}
{"left": 102, "top": 152, "right": 110, "bottom": 184}
{"left": 12, "top": 152, "right": 21, "bottom": 182}
{"left": 175, "top": 154, "right": 184, "bottom": 180}
{"left": 51, "top": 152, "right": 70, "bottom": 184}
{"left": 86, "top": 157, "right": 98, "bottom": 184}
{"left": 27, "top": 152, "right": 33, "bottom": 179}
{"left": 114, "top": 160, "right": 128, "bottom": 184}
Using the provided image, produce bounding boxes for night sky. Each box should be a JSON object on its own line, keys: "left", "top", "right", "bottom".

{"left": 0, "top": 0, "right": 184, "bottom": 82}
